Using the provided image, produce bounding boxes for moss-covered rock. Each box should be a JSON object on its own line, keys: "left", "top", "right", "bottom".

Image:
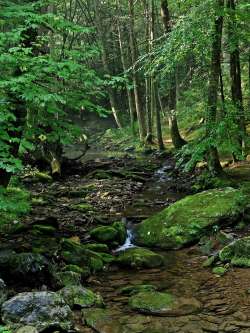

{"left": 63, "top": 264, "right": 84, "bottom": 275}
{"left": 53, "top": 271, "right": 82, "bottom": 288}
{"left": 82, "top": 308, "right": 124, "bottom": 333}
{"left": 120, "top": 284, "right": 157, "bottom": 296}
{"left": 219, "top": 237, "right": 250, "bottom": 267}
{"left": 25, "top": 172, "right": 53, "bottom": 184}
{"left": 134, "top": 188, "right": 246, "bottom": 249}
{"left": 32, "top": 237, "right": 59, "bottom": 256}
{"left": 112, "top": 222, "right": 126, "bottom": 244}
{"left": 60, "top": 238, "right": 105, "bottom": 273}
{"left": 84, "top": 243, "right": 109, "bottom": 253}
{"left": 212, "top": 266, "right": 227, "bottom": 276}
{"left": 129, "top": 291, "right": 202, "bottom": 316}
{"left": 202, "top": 255, "right": 217, "bottom": 268}
{"left": 32, "top": 225, "right": 56, "bottom": 235}
{"left": 58, "top": 285, "right": 104, "bottom": 309}
{"left": 0, "top": 222, "right": 28, "bottom": 235}
{"left": 9, "top": 253, "right": 48, "bottom": 277}
{"left": 71, "top": 203, "right": 94, "bottom": 213}
{"left": 116, "top": 247, "right": 164, "bottom": 269}
{"left": 90, "top": 226, "right": 118, "bottom": 243}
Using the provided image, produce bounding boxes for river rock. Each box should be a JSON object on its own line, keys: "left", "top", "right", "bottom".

{"left": 10, "top": 253, "right": 48, "bottom": 276}
{"left": 116, "top": 247, "right": 164, "bottom": 268}
{"left": 0, "top": 251, "right": 48, "bottom": 283}
{"left": 1, "top": 291, "right": 72, "bottom": 332}
{"left": 60, "top": 238, "right": 104, "bottom": 272}
{"left": 219, "top": 236, "right": 250, "bottom": 266}
{"left": 53, "top": 271, "right": 82, "bottom": 288}
{"left": 129, "top": 291, "right": 202, "bottom": 316}
{"left": 82, "top": 308, "right": 125, "bottom": 333}
{"left": 58, "top": 285, "right": 104, "bottom": 309}
{"left": 120, "top": 284, "right": 157, "bottom": 295}
{"left": 134, "top": 188, "right": 246, "bottom": 249}
{"left": 90, "top": 222, "right": 126, "bottom": 245}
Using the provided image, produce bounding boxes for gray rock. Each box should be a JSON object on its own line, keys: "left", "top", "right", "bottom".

{"left": 1, "top": 291, "right": 72, "bottom": 332}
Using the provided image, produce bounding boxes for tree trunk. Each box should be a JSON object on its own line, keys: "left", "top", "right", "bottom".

{"left": 160, "top": 0, "right": 186, "bottom": 149}
{"left": 128, "top": 0, "right": 147, "bottom": 141}
{"left": 150, "top": 0, "right": 164, "bottom": 149}
{"left": 206, "top": 0, "right": 224, "bottom": 175}
{"left": 155, "top": 82, "right": 165, "bottom": 150}
{"left": 227, "top": 0, "right": 245, "bottom": 152}
{"left": 116, "top": 0, "right": 136, "bottom": 135}
{"left": 144, "top": 0, "right": 153, "bottom": 143}
{"left": 93, "top": 0, "right": 123, "bottom": 129}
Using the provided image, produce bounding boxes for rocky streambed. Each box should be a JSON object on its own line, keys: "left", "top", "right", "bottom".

{"left": 1, "top": 153, "right": 250, "bottom": 333}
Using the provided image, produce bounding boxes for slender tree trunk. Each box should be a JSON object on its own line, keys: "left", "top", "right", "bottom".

{"left": 160, "top": 0, "right": 186, "bottom": 149}
{"left": 145, "top": 76, "right": 153, "bottom": 142}
{"left": 93, "top": 0, "right": 122, "bottom": 129}
{"left": 227, "top": 0, "right": 245, "bottom": 152}
{"left": 128, "top": 0, "right": 147, "bottom": 141}
{"left": 116, "top": 0, "right": 136, "bottom": 135}
{"left": 155, "top": 82, "right": 165, "bottom": 150}
{"left": 206, "top": 0, "right": 224, "bottom": 175}
{"left": 150, "top": 0, "right": 164, "bottom": 149}
{"left": 144, "top": 0, "right": 153, "bottom": 143}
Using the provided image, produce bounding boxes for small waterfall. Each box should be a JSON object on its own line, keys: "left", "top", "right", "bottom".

{"left": 115, "top": 227, "right": 135, "bottom": 252}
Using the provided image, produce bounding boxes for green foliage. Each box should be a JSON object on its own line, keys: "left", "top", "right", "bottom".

{"left": 0, "top": 186, "right": 30, "bottom": 224}
{"left": 0, "top": 0, "right": 105, "bottom": 176}
{"left": 101, "top": 126, "right": 144, "bottom": 152}
{"left": 0, "top": 325, "right": 11, "bottom": 333}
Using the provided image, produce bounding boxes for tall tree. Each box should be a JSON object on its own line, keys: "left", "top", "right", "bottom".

{"left": 206, "top": 0, "right": 224, "bottom": 175}
{"left": 227, "top": 0, "right": 245, "bottom": 153}
{"left": 128, "top": 0, "right": 147, "bottom": 141}
{"left": 160, "top": 0, "right": 186, "bottom": 149}
{"left": 116, "top": 0, "right": 136, "bottom": 135}
{"left": 150, "top": 0, "right": 164, "bottom": 150}
{"left": 93, "top": 0, "right": 123, "bottom": 129}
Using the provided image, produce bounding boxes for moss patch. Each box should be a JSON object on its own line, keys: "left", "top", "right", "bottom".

{"left": 116, "top": 247, "right": 164, "bottom": 269}
{"left": 129, "top": 291, "right": 202, "bottom": 316}
{"left": 219, "top": 237, "right": 250, "bottom": 267}
{"left": 135, "top": 188, "right": 246, "bottom": 249}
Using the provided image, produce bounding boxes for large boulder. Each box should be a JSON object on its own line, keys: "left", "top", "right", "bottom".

{"left": 1, "top": 291, "right": 72, "bottom": 332}
{"left": 219, "top": 236, "right": 250, "bottom": 266}
{"left": 134, "top": 188, "right": 246, "bottom": 249}
{"left": 58, "top": 285, "right": 104, "bottom": 309}
{"left": 116, "top": 247, "right": 164, "bottom": 269}
{"left": 129, "top": 291, "right": 202, "bottom": 316}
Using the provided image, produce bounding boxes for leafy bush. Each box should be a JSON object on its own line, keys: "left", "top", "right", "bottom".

{"left": 0, "top": 186, "right": 30, "bottom": 224}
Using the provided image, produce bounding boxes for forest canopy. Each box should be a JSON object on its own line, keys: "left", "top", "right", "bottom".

{"left": 0, "top": 0, "right": 249, "bottom": 186}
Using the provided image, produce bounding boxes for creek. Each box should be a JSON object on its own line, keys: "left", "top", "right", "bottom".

{"left": 1, "top": 153, "right": 250, "bottom": 333}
